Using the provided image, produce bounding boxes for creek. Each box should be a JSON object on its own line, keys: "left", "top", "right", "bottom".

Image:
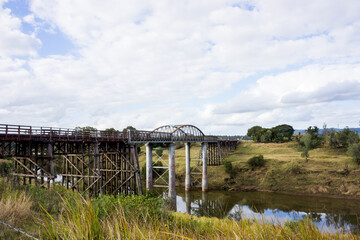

{"left": 158, "top": 188, "right": 360, "bottom": 233}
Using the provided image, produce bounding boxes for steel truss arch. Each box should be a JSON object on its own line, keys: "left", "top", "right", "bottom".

{"left": 151, "top": 124, "right": 205, "bottom": 142}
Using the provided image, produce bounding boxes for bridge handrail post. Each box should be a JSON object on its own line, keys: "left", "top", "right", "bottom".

{"left": 5, "top": 125, "right": 8, "bottom": 139}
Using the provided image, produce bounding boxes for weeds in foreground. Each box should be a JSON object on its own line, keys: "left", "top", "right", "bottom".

{"left": 40, "top": 196, "right": 359, "bottom": 240}
{"left": 0, "top": 190, "right": 33, "bottom": 225}
{"left": 1, "top": 178, "right": 359, "bottom": 240}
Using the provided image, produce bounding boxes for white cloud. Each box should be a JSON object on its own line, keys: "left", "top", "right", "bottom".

{"left": 214, "top": 64, "right": 360, "bottom": 114}
{"left": 1, "top": 0, "right": 360, "bottom": 134}
{"left": 0, "top": 2, "right": 40, "bottom": 57}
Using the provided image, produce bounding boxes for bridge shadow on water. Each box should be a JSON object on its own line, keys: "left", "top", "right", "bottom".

{"left": 156, "top": 188, "right": 360, "bottom": 234}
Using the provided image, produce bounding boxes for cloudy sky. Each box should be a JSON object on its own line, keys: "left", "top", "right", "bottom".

{"left": 1, "top": 0, "right": 360, "bottom": 135}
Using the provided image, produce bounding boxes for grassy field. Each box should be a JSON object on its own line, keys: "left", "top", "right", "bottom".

{"left": 1, "top": 180, "right": 359, "bottom": 239}
{"left": 138, "top": 141, "right": 360, "bottom": 198}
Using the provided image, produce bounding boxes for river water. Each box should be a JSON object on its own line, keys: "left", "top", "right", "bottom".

{"left": 158, "top": 188, "right": 360, "bottom": 233}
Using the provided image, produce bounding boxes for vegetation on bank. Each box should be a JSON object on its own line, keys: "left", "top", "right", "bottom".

{"left": 0, "top": 180, "right": 358, "bottom": 239}
{"left": 214, "top": 141, "right": 360, "bottom": 197}
{"left": 136, "top": 139, "right": 360, "bottom": 198}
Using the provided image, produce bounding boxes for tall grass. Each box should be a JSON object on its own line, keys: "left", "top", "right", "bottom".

{"left": 1, "top": 178, "right": 359, "bottom": 239}
{"left": 40, "top": 195, "right": 359, "bottom": 240}
{"left": 0, "top": 189, "right": 33, "bottom": 225}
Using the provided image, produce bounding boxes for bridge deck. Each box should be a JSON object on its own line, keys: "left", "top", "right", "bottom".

{"left": 0, "top": 124, "right": 228, "bottom": 143}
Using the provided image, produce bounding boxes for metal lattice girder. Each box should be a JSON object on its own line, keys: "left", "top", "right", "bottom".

{"left": 153, "top": 148, "right": 169, "bottom": 188}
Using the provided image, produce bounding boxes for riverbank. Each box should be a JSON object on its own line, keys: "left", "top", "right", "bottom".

{"left": 1, "top": 181, "right": 358, "bottom": 239}
{"left": 138, "top": 141, "right": 360, "bottom": 199}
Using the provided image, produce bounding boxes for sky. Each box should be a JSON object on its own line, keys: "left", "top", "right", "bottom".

{"left": 1, "top": 0, "right": 360, "bottom": 135}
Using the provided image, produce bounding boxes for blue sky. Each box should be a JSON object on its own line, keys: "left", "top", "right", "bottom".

{"left": 1, "top": 0, "right": 360, "bottom": 135}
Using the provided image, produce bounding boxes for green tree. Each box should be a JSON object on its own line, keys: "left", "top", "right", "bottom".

{"left": 271, "top": 124, "right": 294, "bottom": 142}
{"left": 347, "top": 143, "right": 360, "bottom": 165}
{"left": 247, "top": 126, "right": 264, "bottom": 142}
{"left": 260, "top": 129, "right": 273, "bottom": 143}
{"left": 300, "top": 134, "right": 312, "bottom": 162}
{"left": 105, "top": 128, "right": 116, "bottom": 132}
{"left": 122, "top": 126, "right": 136, "bottom": 133}
{"left": 305, "top": 126, "right": 323, "bottom": 148}
{"left": 328, "top": 127, "right": 359, "bottom": 149}
{"left": 74, "top": 126, "right": 97, "bottom": 136}
{"left": 328, "top": 129, "right": 339, "bottom": 149}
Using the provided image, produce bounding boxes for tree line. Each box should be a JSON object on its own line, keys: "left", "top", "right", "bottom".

{"left": 296, "top": 126, "right": 360, "bottom": 164}
{"left": 247, "top": 124, "right": 360, "bottom": 165}
{"left": 247, "top": 124, "right": 295, "bottom": 143}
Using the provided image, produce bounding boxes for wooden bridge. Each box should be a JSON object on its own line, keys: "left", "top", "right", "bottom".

{"left": 0, "top": 124, "right": 237, "bottom": 197}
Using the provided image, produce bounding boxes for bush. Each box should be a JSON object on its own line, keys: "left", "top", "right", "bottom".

{"left": 247, "top": 155, "right": 265, "bottom": 169}
{"left": 224, "top": 160, "right": 233, "bottom": 173}
{"left": 287, "top": 164, "right": 302, "bottom": 174}
{"left": 347, "top": 143, "right": 360, "bottom": 165}
{"left": 224, "top": 160, "right": 237, "bottom": 178}
{"left": 0, "top": 161, "right": 12, "bottom": 176}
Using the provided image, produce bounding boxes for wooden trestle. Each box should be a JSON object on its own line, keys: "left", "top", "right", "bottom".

{"left": 0, "top": 124, "right": 143, "bottom": 196}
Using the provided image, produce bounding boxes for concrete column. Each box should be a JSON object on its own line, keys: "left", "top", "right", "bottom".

{"left": 94, "top": 143, "right": 102, "bottom": 194}
{"left": 185, "top": 142, "right": 191, "bottom": 191}
{"left": 185, "top": 190, "right": 191, "bottom": 214}
{"left": 145, "top": 143, "right": 153, "bottom": 191}
{"left": 202, "top": 142, "right": 208, "bottom": 192}
{"left": 168, "top": 143, "right": 176, "bottom": 200}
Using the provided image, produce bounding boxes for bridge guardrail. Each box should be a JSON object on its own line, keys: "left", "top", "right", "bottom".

{"left": 0, "top": 124, "right": 127, "bottom": 142}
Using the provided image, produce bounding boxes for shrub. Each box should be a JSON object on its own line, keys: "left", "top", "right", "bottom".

{"left": 247, "top": 155, "right": 265, "bottom": 169}
{"left": 287, "top": 164, "right": 302, "bottom": 174}
{"left": 224, "top": 160, "right": 233, "bottom": 173}
{"left": 347, "top": 143, "right": 360, "bottom": 165}
{"left": 0, "top": 161, "right": 12, "bottom": 176}
{"left": 224, "top": 160, "right": 237, "bottom": 178}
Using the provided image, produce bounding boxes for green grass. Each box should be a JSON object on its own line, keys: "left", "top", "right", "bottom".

{"left": 139, "top": 141, "right": 360, "bottom": 198}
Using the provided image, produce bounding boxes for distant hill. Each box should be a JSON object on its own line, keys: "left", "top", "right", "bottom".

{"left": 294, "top": 128, "right": 360, "bottom": 134}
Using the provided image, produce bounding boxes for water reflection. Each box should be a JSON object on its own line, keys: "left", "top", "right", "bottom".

{"left": 164, "top": 189, "right": 360, "bottom": 233}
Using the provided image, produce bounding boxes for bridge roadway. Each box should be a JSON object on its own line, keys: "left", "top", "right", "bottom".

{"left": 0, "top": 124, "right": 237, "bottom": 199}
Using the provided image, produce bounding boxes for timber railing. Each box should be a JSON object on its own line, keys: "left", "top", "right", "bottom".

{"left": 0, "top": 124, "right": 126, "bottom": 142}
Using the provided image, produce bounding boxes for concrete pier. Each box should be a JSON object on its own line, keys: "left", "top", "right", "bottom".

{"left": 168, "top": 143, "right": 176, "bottom": 199}
{"left": 185, "top": 142, "right": 191, "bottom": 191}
{"left": 202, "top": 142, "right": 208, "bottom": 192}
{"left": 145, "top": 143, "right": 153, "bottom": 190}
{"left": 185, "top": 191, "right": 191, "bottom": 214}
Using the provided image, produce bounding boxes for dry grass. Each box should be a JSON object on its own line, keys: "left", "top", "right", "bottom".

{"left": 0, "top": 190, "right": 33, "bottom": 225}
{"left": 139, "top": 141, "right": 360, "bottom": 197}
